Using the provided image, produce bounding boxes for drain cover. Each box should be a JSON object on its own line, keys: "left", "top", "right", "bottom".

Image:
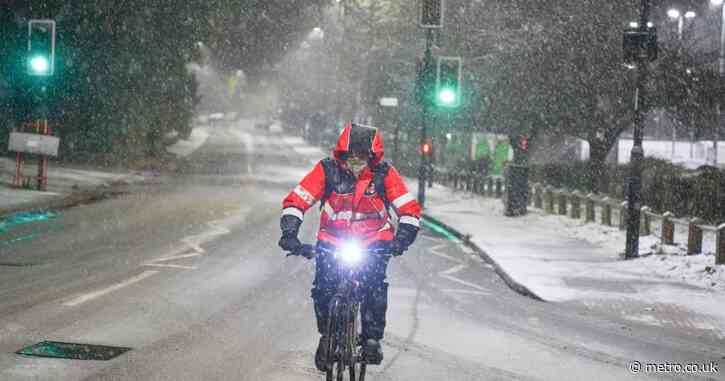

{"left": 16, "top": 341, "right": 131, "bottom": 360}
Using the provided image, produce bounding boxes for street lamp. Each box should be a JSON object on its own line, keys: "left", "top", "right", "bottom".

{"left": 712, "top": 0, "right": 725, "bottom": 166}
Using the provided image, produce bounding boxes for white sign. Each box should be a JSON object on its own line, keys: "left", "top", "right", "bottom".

{"left": 8, "top": 132, "right": 60, "bottom": 156}
{"left": 379, "top": 97, "right": 398, "bottom": 107}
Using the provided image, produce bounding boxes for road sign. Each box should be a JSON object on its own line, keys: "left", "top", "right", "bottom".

{"left": 379, "top": 97, "right": 399, "bottom": 107}
{"left": 9, "top": 132, "right": 60, "bottom": 156}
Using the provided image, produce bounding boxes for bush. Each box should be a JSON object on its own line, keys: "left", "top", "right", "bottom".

{"left": 529, "top": 158, "right": 725, "bottom": 224}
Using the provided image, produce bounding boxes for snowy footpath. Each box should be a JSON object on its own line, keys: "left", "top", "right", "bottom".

{"left": 0, "top": 124, "right": 210, "bottom": 217}
{"left": 413, "top": 180, "right": 725, "bottom": 339}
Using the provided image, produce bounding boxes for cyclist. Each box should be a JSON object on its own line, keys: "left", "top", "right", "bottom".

{"left": 278, "top": 123, "right": 421, "bottom": 370}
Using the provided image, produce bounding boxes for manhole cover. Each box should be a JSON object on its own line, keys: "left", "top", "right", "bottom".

{"left": 16, "top": 341, "right": 131, "bottom": 360}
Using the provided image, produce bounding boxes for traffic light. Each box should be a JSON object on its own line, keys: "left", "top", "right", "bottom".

{"left": 623, "top": 25, "right": 657, "bottom": 65}
{"left": 420, "top": 0, "right": 444, "bottom": 28}
{"left": 421, "top": 139, "right": 433, "bottom": 156}
{"left": 27, "top": 20, "right": 56, "bottom": 76}
{"left": 436, "top": 56, "right": 462, "bottom": 108}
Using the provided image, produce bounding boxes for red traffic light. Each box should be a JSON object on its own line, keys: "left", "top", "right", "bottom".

{"left": 421, "top": 141, "right": 433, "bottom": 155}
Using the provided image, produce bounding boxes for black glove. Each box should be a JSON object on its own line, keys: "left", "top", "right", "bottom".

{"left": 388, "top": 240, "right": 405, "bottom": 257}
{"left": 278, "top": 234, "right": 301, "bottom": 252}
{"left": 390, "top": 221, "right": 419, "bottom": 256}
{"left": 279, "top": 213, "right": 303, "bottom": 252}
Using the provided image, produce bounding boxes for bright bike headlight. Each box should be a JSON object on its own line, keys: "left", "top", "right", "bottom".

{"left": 339, "top": 241, "right": 363, "bottom": 264}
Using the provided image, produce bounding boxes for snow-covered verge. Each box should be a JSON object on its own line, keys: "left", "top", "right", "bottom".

{"left": 166, "top": 126, "right": 210, "bottom": 157}
{"left": 410, "top": 179, "right": 725, "bottom": 334}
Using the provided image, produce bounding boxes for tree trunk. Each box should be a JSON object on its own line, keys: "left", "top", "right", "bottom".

{"left": 588, "top": 140, "right": 610, "bottom": 194}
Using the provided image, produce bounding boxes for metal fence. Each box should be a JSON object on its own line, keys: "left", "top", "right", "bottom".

{"left": 434, "top": 169, "right": 725, "bottom": 266}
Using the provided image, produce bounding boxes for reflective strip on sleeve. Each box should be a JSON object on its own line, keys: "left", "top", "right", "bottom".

{"left": 392, "top": 193, "right": 415, "bottom": 209}
{"left": 294, "top": 185, "right": 316, "bottom": 206}
{"left": 282, "top": 207, "right": 304, "bottom": 220}
{"left": 399, "top": 215, "right": 420, "bottom": 227}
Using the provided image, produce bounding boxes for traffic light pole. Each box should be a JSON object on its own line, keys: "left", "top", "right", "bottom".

{"left": 625, "top": 0, "right": 650, "bottom": 259}
{"left": 418, "top": 28, "right": 434, "bottom": 208}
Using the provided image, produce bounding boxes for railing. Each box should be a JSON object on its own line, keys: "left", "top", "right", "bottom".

{"left": 434, "top": 169, "right": 725, "bottom": 266}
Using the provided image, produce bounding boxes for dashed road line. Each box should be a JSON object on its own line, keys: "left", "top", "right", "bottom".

{"left": 63, "top": 270, "right": 159, "bottom": 307}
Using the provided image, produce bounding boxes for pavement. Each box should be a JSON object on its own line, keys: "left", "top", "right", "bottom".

{"left": 0, "top": 157, "right": 149, "bottom": 218}
{"left": 411, "top": 180, "right": 725, "bottom": 342}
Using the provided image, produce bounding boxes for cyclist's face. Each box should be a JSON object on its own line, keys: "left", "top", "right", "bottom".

{"left": 347, "top": 152, "right": 368, "bottom": 176}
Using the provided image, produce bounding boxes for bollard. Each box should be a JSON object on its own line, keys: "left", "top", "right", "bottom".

{"left": 570, "top": 191, "right": 581, "bottom": 219}
{"left": 528, "top": 185, "right": 535, "bottom": 206}
{"left": 534, "top": 185, "right": 543, "bottom": 209}
{"left": 687, "top": 218, "right": 704, "bottom": 255}
{"left": 618, "top": 201, "right": 628, "bottom": 231}
{"left": 557, "top": 190, "right": 567, "bottom": 216}
{"left": 585, "top": 194, "right": 595, "bottom": 223}
{"left": 468, "top": 175, "right": 474, "bottom": 192}
{"left": 640, "top": 206, "right": 651, "bottom": 236}
{"left": 495, "top": 178, "right": 503, "bottom": 198}
{"left": 453, "top": 173, "right": 459, "bottom": 189}
{"left": 717, "top": 223, "right": 725, "bottom": 265}
{"left": 661, "top": 212, "right": 675, "bottom": 245}
{"left": 601, "top": 198, "right": 612, "bottom": 227}
{"left": 544, "top": 187, "right": 554, "bottom": 214}
{"left": 487, "top": 178, "right": 494, "bottom": 197}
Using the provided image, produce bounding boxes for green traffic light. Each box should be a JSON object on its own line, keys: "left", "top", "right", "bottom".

{"left": 29, "top": 55, "right": 50, "bottom": 75}
{"left": 437, "top": 88, "right": 457, "bottom": 106}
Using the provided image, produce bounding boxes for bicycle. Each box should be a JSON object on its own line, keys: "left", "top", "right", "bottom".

{"left": 287, "top": 241, "right": 391, "bottom": 381}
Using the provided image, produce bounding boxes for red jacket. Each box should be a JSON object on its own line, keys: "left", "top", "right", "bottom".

{"left": 282, "top": 124, "right": 421, "bottom": 247}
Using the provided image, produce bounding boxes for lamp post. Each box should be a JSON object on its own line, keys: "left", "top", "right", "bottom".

{"left": 712, "top": 0, "right": 725, "bottom": 167}
{"left": 624, "top": 0, "right": 653, "bottom": 259}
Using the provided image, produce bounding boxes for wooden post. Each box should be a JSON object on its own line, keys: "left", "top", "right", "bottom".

{"left": 640, "top": 206, "right": 651, "bottom": 236}
{"left": 661, "top": 212, "right": 675, "bottom": 245}
{"left": 687, "top": 218, "right": 704, "bottom": 255}
{"left": 544, "top": 187, "right": 554, "bottom": 214}
{"left": 601, "top": 198, "right": 612, "bottom": 226}
{"left": 717, "top": 223, "right": 725, "bottom": 265}
{"left": 495, "top": 178, "right": 503, "bottom": 198}
{"left": 570, "top": 191, "right": 581, "bottom": 219}
{"left": 534, "top": 185, "right": 543, "bottom": 209}
{"left": 558, "top": 190, "right": 567, "bottom": 216}
{"left": 585, "top": 194, "right": 595, "bottom": 223}
{"left": 618, "top": 201, "right": 628, "bottom": 231}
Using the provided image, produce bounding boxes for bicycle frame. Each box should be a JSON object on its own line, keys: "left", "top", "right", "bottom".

{"left": 318, "top": 243, "right": 387, "bottom": 381}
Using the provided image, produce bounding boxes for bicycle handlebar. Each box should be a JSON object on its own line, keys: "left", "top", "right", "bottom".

{"left": 285, "top": 242, "right": 393, "bottom": 259}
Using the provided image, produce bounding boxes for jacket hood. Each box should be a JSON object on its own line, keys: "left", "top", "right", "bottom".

{"left": 333, "top": 123, "right": 384, "bottom": 166}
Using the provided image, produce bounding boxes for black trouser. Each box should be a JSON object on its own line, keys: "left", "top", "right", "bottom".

{"left": 311, "top": 248, "right": 389, "bottom": 341}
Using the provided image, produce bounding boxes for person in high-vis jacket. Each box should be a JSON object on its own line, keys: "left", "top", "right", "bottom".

{"left": 278, "top": 123, "right": 421, "bottom": 370}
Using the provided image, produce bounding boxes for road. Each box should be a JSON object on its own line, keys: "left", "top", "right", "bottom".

{"left": 0, "top": 120, "right": 722, "bottom": 381}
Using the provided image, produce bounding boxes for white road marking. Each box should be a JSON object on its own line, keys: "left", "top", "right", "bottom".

{"left": 427, "top": 241, "right": 490, "bottom": 294}
{"left": 439, "top": 288, "right": 491, "bottom": 296}
{"left": 144, "top": 263, "right": 198, "bottom": 270}
{"left": 144, "top": 220, "right": 232, "bottom": 271}
{"left": 440, "top": 274, "right": 490, "bottom": 292}
{"left": 63, "top": 271, "right": 159, "bottom": 307}
{"left": 153, "top": 252, "right": 202, "bottom": 262}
